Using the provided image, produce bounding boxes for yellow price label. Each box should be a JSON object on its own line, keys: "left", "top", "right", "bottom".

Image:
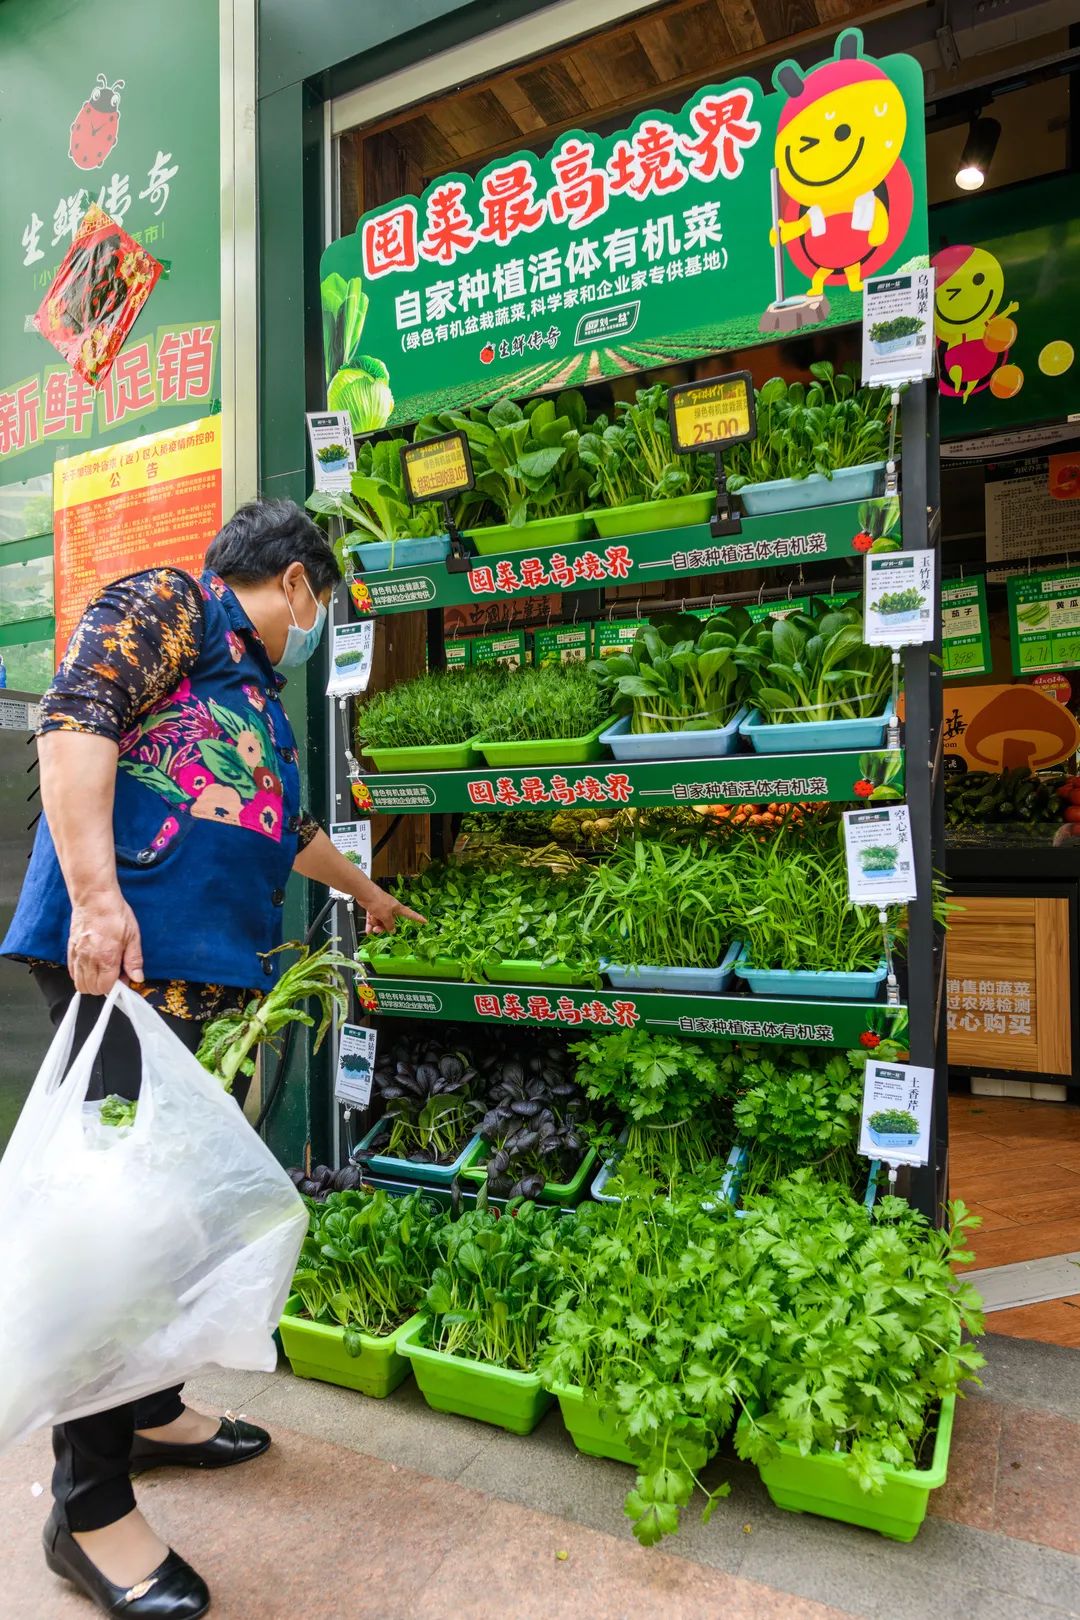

{"left": 402, "top": 433, "right": 473, "bottom": 502}
{"left": 670, "top": 374, "right": 755, "bottom": 453}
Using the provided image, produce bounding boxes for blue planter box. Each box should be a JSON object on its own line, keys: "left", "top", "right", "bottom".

{"left": 600, "top": 706, "right": 749, "bottom": 762}
{"left": 734, "top": 950, "right": 888, "bottom": 1001}
{"left": 738, "top": 462, "right": 885, "bottom": 515}
{"left": 875, "top": 607, "right": 921, "bottom": 626}
{"left": 872, "top": 336, "right": 918, "bottom": 356}
{"left": 602, "top": 941, "right": 741, "bottom": 994}
{"left": 351, "top": 534, "right": 451, "bottom": 572}
{"left": 868, "top": 1127, "right": 920, "bottom": 1149}
{"left": 740, "top": 700, "right": 895, "bottom": 755}
{"left": 726, "top": 1142, "right": 882, "bottom": 1215}
{"left": 355, "top": 1121, "right": 483, "bottom": 1185}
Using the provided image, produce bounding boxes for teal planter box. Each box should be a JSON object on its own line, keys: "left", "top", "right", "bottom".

{"left": 869, "top": 1127, "right": 919, "bottom": 1149}
{"left": 602, "top": 940, "right": 740, "bottom": 993}
{"left": 398, "top": 1317, "right": 553, "bottom": 1434}
{"left": 740, "top": 701, "right": 895, "bottom": 755}
{"left": 600, "top": 706, "right": 749, "bottom": 762}
{"left": 734, "top": 949, "right": 888, "bottom": 1002}
{"left": 753, "top": 1389, "right": 956, "bottom": 1541}
{"left": 552, "top": 1383, "right": 636, "bottom": 1464}
{"left": 355, "top": 1121, "right": 484, "bottom": 1186}
{"left": 279, "top": 1298, "right": 421, "bottom": 1398}
{"left": 351, "top": 534, "right": 451, "bottom": 572}
{"left": 738, "top": 462, "right": 884, "bottom": 515}
{"left": 726, "top": 1145, "right": 882, "bottom": 1215}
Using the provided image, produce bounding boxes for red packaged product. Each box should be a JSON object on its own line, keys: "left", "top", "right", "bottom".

{"left": 33, "top": 203, "right": 162, "bottom": 387}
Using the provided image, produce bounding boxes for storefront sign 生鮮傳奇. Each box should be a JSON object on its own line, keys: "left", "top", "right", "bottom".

{"left": 320, "top": 28, "right": 928, "bottom": 432}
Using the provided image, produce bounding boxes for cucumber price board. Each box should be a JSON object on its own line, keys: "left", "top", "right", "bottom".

{"left": 941, "top": 579, "right": 991, "bottom": 677}
{"left": 1008, "top": 569, "right": 1080, "bottom": 674}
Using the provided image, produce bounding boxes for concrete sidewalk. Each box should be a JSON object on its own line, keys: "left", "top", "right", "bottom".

{"left": 4, "top": 1333, "right": 1080, "bottom": 1620}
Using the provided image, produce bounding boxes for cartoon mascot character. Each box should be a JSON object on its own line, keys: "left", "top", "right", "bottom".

{"left": 931, "top": 243, "right": 1019, "bottom": 403}
{"left": 771, "top": 30, "right": 913, "bottom": 300}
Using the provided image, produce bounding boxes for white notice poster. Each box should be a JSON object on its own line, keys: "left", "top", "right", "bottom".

{"left": 326, "top": 621, "right": 375, "bottom": 696}
{"left": 307, "top": 411, "right": 357, "bottom": 492}
{"left": 842, "top": 805, "right": 917, "bottom": 905}
{"left": 335, "top": 1023, "right": 378, "bottom": 1109}
{"left": 329, "top": 820, "right": 372, "bottom": 900}
{"left": 864, "top": 550, "right": 935, "bottom": 647}
{"left": 858, "top": 1059, "right": 933, "bottom": 1167}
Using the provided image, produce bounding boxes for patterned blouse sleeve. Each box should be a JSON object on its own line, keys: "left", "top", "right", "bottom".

{"left": 38, "top": 569, "right": 205, "bottom": 744}
{"left": 296, "top": 812, "right": 320, "bottom": 852}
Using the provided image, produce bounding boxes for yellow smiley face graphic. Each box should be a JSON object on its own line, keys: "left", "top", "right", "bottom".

{"left": 776, "top": 80, "right": 907, "bottom": 205}
{"left": 933, "top": 247, "right": 1006, "bottom": 342}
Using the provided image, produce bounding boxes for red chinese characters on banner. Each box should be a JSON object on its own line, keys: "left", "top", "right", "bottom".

{"left": 361, "top": 204, "right": 419, "bottom": 279}
{"left": 547, "top": 139, "right": 608, "bottom": 228}
{"left": 419, "top": 182, "right": 476, "bottom": 265}
{"left": 681, "top": 90, "right": 761, "bottom": 181}
{"left": 101, "top": 341, "right": 155, "bottom": 428}
{"left": 471, "top": 992, "right": 641, "bottom": 1028}
{"left": 42, "top": 371, "right": 96, "bottom": 439}
{"left": 157, "top": 326, "right": 216, "bottom": 403}
{"left": 608, "top": 122, "right": 688, "bottom": 199}
{"left": 0, "top": 383, "right": 40, "bottom": 458}
{"left": 477, "top": 162, "right": 546, "bottom": 246}
{"left": 465, "top": 771, "right": 633, "bottom": 808}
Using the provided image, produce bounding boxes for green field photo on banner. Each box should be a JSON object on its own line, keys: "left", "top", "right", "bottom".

{"left": 320, "top": 28, "right": 928, "bottom": 432}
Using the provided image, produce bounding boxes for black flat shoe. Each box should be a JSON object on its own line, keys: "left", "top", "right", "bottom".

{"left": 43, "top": 1511, "right": 210, "bottom": 1617}
{"left": 129, "top": 1413, "right": 270, "bottom": 1476}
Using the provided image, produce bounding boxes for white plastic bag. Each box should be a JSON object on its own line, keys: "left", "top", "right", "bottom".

{"left": 0, "top": 983, "right": 307, "bottom": 1454}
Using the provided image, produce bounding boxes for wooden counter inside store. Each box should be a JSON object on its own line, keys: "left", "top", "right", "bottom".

{"left": 945, "top": 834, "right": 1080, "bottom": 1084}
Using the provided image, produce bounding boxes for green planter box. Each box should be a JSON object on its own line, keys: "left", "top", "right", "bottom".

{"left": 754, "top": 1391, "right": 956, "bottom": 1541}
{"left": 591, "top": 493, "right": 715, "bottom": 537}
{"left": 279, "top": 1298, "right": 421, "bottom": 1398}
{"left": 462, "top": 1142, "right": 599, "bottom": 1205}
{"left": 552, "top": 1383, "right": 636, "bottom": 1463}
{"left": 362, "top": 738, "right": 481, "bottom": 772}
{"left": 466, "top": 514, "right": 594, "bottom": 553}
{"left": 474, "top": 717, "right": 611, "bottom": 767}
{"left": 358, "top": 947, "right": 464, "bottom": 980}
{"left": 397, "top": 1317, "right": 553, "bottom": 1434}
{"left": 491, "top": 959, "right": 595, "bottom": 989}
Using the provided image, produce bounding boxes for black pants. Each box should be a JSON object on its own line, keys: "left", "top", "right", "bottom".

{"left": 34, "top": 967, "right": 203, "bottom": 1531}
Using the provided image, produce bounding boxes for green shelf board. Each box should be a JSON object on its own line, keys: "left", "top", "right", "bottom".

{"left": 351, "top": 747, "right": 904, "bottom": 816}
{"left": 349, "top": 498, "right": 896, "bottom": 618}
{"left": 357, "top": 975, "right": 906, "bottom": 1050}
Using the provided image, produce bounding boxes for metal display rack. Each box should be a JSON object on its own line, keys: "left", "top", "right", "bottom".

{"left": 326, "top": 379, "right": 944, "bottom": 1222}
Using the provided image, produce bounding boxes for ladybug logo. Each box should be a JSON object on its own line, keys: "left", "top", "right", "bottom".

{"left": 69, "top": 75, "right": 125, "bottom": 171}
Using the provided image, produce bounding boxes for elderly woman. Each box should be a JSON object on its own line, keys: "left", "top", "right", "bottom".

{"left": 2, "top": 498, "right": 422, "bottom": 1619}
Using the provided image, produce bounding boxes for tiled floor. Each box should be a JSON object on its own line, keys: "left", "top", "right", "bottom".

{"left": 950, "top": 1092, "right": 1080, "bottom": 1343}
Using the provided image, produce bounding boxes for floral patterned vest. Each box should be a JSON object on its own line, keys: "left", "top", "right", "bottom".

{"left": 3, "top": 572, "right": 303, "bottom": 990}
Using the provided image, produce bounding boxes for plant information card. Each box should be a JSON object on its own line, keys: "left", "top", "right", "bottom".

{"left": 858, "top": 1058, "right": 933, "bottom": 1168}
{"left": 861, "top": 269, "right": 935, "bottom": 387}
{"left": 334, "top": 1023, "right": 378, "bottom": 1109}
{"left": 306, "top": 411, "right": 357, "bottom": 493}
{"left": 1007, "top": 568, "right": 1080, "bottom": 675}
{"left": 864, "top": 550, "right": 935, "bottom": 647}
{"left": 329, "top": 819, "right": 372, "bottom": 900}
{"left": 842, "top": 805, "right": 917, "bottom": 905}
{"left": 941, "top": 579, "right": 991, "bottom": 677}
{"left": 326, "top": 621, "right": 375, "bottom": 696}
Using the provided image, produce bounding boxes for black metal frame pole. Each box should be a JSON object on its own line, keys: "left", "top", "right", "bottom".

{"left": 901, "top": 380, "right": 946, "bottom": 1222}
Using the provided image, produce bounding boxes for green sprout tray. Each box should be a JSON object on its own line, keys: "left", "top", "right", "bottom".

{"left": 362, "top": 738, "right": 481, "bottom": 772}
{"left": 358, "top": 947, "right": 465, "bottom": 980}
{"left": 474, "top": 717, "right": 611, "bottom": 767}
{"left": 278, "top": 1300, "right": 422, "bottom": 1398}
{"left": 462, "top": 1142, "right": 599, "bottom": 1205}
{"left": 397, "top": 1317, "right": 553, "bottom": 1434}
{"left": 491, "top": 959, "right": 595, "bottom": 988}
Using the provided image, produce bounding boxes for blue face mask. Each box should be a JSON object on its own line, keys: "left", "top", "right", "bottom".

{"left": 275, "top": 576, "right": 327, "bottom": 669}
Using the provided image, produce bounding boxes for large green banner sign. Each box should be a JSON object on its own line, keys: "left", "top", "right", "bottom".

{"left": 931, "top": 174, "right": 1079, "bottom": 437}
{"left": 321, "top": 29, "right": 927, "bottom": 431}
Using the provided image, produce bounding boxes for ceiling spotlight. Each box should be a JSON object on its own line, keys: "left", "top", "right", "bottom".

{"left": 955, "top": 115, "right": 1000, "bottom": 191}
